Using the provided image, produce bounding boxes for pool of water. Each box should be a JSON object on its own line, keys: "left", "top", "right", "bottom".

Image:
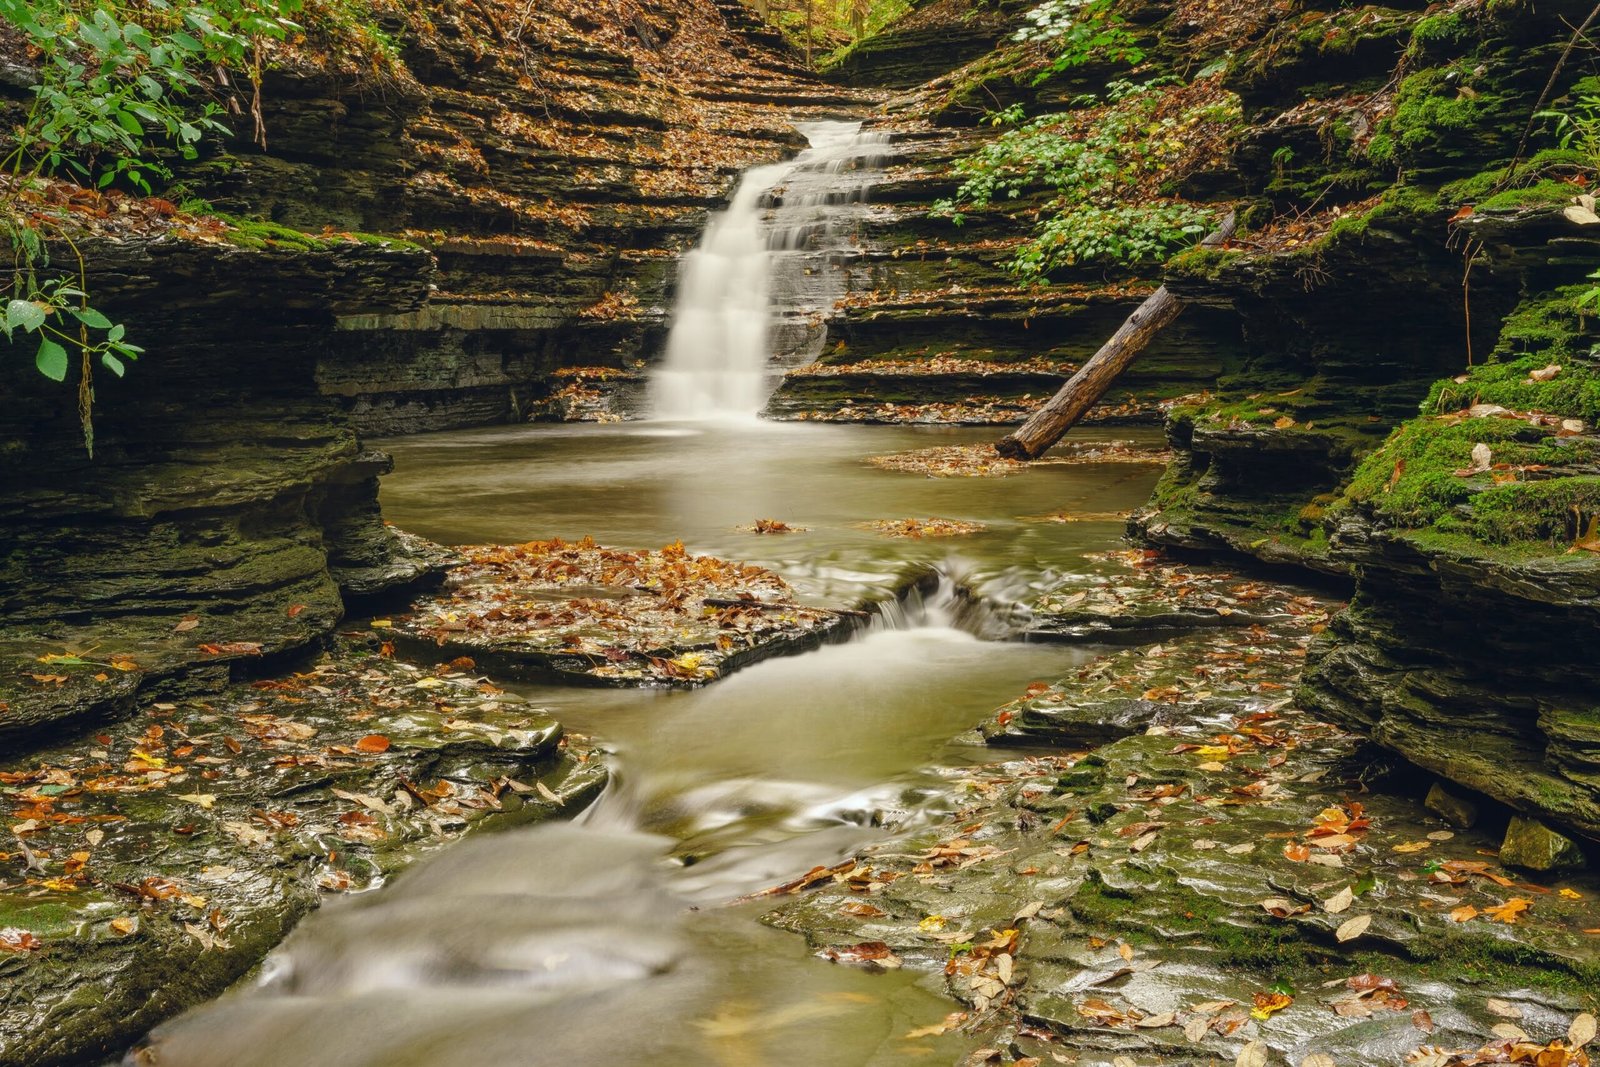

{"left": 140, "top": 420, "right": 1165, "bottom": 1067}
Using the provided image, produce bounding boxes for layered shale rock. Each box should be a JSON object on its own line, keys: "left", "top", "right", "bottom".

{"left": 0, "top": 642, "right": 605, "bottom": 1067}
{"left": 0, "top": 232, "right": 446, "bottom": 742}
{"left": 188, "top": 0, "right": 882, "bottom": 433}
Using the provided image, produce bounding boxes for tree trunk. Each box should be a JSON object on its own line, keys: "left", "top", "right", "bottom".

{"left": 995, "top": 212, "right": 1237, "bottom": 460}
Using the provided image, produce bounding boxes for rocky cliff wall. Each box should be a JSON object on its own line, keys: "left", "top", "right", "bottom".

{"left": 0, "top": 229, "right": 446, "bottom": 744}
{"left": 0, "top": 0, "right": 853, "bottom": 742}
{"left": 191, "top": 0, "right": 880, "bottom": 432}
{"left": 822, "top": 0, "right": 1600, "bottom": 854}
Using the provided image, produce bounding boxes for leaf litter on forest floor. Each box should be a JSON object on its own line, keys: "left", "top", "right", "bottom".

{"left": 0, "top": 640, "right": 595, "bottom": 958}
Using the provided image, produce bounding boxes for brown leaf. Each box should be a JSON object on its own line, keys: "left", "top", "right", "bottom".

{"left": 353, "top": 734, "right": 391, "bottom": 753}
{"left": 0, "top": 928, "right": 43, "bottom": 952}
{"left": 1335, "top": 914, "right": 1371, "bottom": 942}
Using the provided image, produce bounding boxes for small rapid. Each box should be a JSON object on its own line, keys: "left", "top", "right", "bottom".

{"left": 137, "top": 560, "right": 1097, "bottom": 1067}
{"left": 650, "top": 120, "right": 891, "bottom": 421}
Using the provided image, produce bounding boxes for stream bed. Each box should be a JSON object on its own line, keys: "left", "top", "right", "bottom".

{"left": 137, "top": 421, "right": 1599, "bottom": 1067}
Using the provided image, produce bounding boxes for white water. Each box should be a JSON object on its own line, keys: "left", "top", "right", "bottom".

{"left": 650, "top": 120, "right": 891, "bottom": 421}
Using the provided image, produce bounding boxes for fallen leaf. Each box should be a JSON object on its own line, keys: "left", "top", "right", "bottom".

{"left": 1323, "top": 886, "right": 1354, "bottom": 914}
{"left": 1486, "top": 998, "right": 1523, "bottom": 1019}
{"left": 1484, "top": 898, "right": 1531, "bottom": 924}
{"left": 1570, "top": 1012, "right": 1597, "bottom": 1049}
{"left": 1335, "top": 914, "right": 1371, "bottom": 942}
{"left": 354, "top": 734, "right": 391, "bottom": 753}
{"left": 0, "top": 928, "right": 43, "bottom": 952}
{"left": 1237, "top": 1040, "right": 1269, "bottom": 1067}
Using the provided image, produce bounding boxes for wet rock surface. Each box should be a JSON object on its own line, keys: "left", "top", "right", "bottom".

{"left": 1299, "top": 521, "right": 1600, "bottom": 845}
{"left": 0, "top": 641, "right": 603, "bottom": 1067}
{"left": 0, "top": 238, "right": 447, "bottom": 742}
{"left": 1018, "top": 548, "right": 1331, "bottom": 648}
{"left": 759, "top": 554, "right": 1600, "bottom": 1066}
{"left": 391, "top": 537, "right": 856, "bottom": 687}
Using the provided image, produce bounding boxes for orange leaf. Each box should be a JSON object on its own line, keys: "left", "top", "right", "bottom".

{"left": 1484, "top": 898, "right": 1532, "bottom": 924}
{"left": 354, "top": 735, "right": 391, "bottom": 753}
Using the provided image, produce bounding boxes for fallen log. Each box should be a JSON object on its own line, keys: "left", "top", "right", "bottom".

{"left": 996, "top": 212, "right": 1237, "bottom": 460}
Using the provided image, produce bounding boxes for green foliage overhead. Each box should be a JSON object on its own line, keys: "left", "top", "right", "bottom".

{"left": 1, "top": 0, "right": 302, "bottom": 452}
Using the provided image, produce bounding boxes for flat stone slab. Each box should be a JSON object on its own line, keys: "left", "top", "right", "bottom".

{"left": 391, "top": 538, "right": 855, "bottom": 687}
{"left": 1021, "top": 548, "right": 1336, "bottom": 645}
{"left": 0, "top": 641, "right": 605, "bottom": 1067}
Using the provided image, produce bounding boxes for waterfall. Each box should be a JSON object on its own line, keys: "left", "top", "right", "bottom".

{"left": 649, "top": 120, "right": 890, "bottom": 421}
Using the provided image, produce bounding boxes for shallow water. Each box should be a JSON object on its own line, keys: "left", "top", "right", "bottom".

{"left": 374, "top": 420, "right": 1163, "bottom": 606}
{"left": 141, "top": 421, "right": 1164, "bottom": 1067}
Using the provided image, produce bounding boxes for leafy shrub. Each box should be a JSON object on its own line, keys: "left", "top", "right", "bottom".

{"left": 932, "top": 78, "right": 1240, "bottom": 278}
{"left": 1014, "top": 0, "right": 1145, "bottom": 84}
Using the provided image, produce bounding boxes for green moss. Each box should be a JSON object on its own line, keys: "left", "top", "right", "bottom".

{"left": 1342, "top": 383, "right": 1600, "bottom": 548}
{"left": 208, "top": 212, "right": 422, "bottom": 252}
{"left": 1070, "top": 872, "right": 1598, "bottom": 1000}
{"left": 1429, "top": 358, "right": 1600, "bottom": 421}
{"left": 1486, "top": 290, "right": 1600, "bottom": 364}
{"left": 1410, "top": 11, "right": 1474, "bottom": 52}
{"left": 1374, "top": 62, "right": 1511, "bottom": 174}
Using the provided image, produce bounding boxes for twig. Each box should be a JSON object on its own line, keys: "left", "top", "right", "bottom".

{"left": 1501, "top": 2, "right": 1600, "bottom": 189}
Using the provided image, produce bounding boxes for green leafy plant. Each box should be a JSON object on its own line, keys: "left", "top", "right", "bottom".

{"left": 1575, "top": 269, "right": 1600, "bottom": 318}
{"left": 1, "top": 0, "right": 301, "bottom": 451}
{"left": 1535, "top": 91, "right": 1600, "bottom": 172}
{"left": 1014, "top": 0, "right": 1145, "bottom": 85}
{"left": 932, "top": 78, "right": 1240, "bottom": 279}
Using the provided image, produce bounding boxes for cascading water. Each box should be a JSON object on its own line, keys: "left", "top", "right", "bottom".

{"left": 649, "top": 120, "right": 891, "bottom": 420}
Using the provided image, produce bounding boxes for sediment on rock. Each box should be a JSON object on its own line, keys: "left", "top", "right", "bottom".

{"left": 391, "top": 538, "right": 858, "bottom": 687}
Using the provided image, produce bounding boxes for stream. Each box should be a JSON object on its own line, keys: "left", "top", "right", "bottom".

{"left": 137, "top": 421, "right": 1168, "bottom": 1066}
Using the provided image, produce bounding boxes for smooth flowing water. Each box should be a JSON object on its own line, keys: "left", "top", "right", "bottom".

{"left": 650, "top": 121, "right": 890, "bottom": 420}
{"left": 140, "top": 421, "right": 1165, "bottom": 1067}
